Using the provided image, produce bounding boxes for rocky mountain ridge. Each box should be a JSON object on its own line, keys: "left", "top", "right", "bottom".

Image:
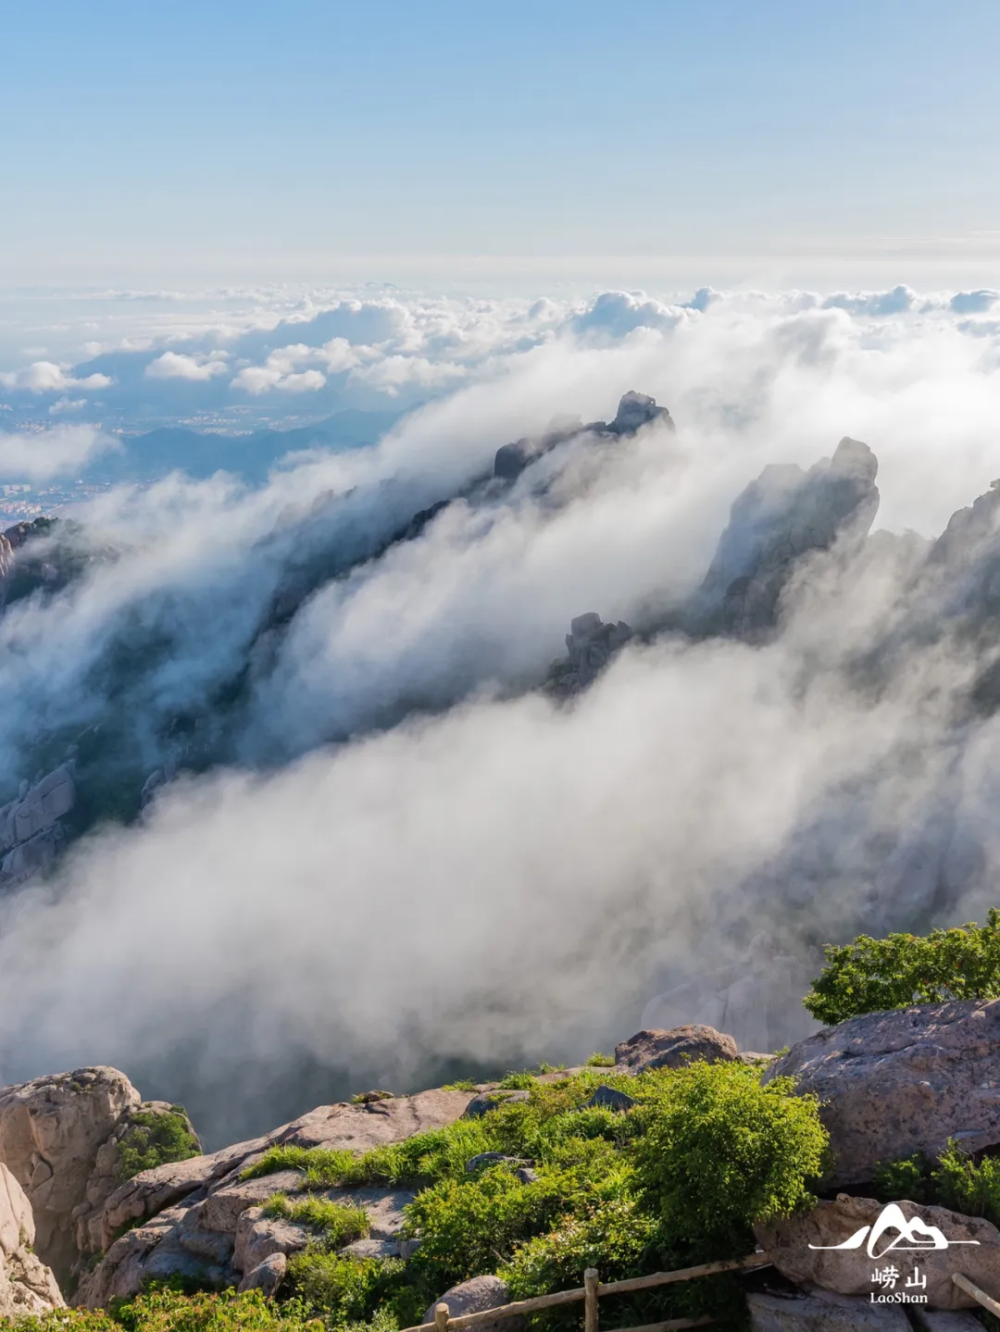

{"left": 4, "top": 1005, "right": 1000, "bottom": 1328}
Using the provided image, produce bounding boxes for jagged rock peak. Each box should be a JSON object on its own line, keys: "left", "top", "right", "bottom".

{"left": 607, "top": 390, "right": 674, "bottom": 435}
{"left": 693, "top": 435, "right": 880, "bottom": 639}
{"left": 493, "top": 392, "right": 673, "bottom": 481}
{"left": 547, "top": 612, "right": 633, "bottom": 696}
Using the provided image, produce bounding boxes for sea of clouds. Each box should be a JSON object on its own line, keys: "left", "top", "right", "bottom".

{"left": 3, "top": 284, "right": 1000, "bottom": 1142}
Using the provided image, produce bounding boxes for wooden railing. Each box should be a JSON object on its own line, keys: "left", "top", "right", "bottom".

{"left": 401, "top": 1251, "right": 772, "bottom": 1332}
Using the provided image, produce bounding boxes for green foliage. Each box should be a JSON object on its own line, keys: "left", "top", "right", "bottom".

{"left": 872, "top": 1141, "right": 1000, "bottom": 1227}
{"left": 872, "top": 1153, "right": 933, "bottom": 1205}
{"left": 629, "top": 1062, "right": 827, "bottom": 1253}
{"left": 439, "top": 1080, "right": 478, "bottom": 1092}
{"left": 0, "top": 1285, "right": 323, "bottom": 1332}
{"left": 805, "top": 909, "right": 1000, "bottom": 1024}
{"left": 111, "top": 1065, "right": 826, "bottom": 1332}
{"left": 117, "top": 1109, "right": 200, "bottom": 1183}
{"left": 262, "top": 1195, "right": 369, "bottom": 1250}
{"left": 585, "top": 1053, "right": 616, "bottom": 1068}
{"left": 933, "top": 1144, "right": 1000, "bottom": 1223}
{"left": 285, "top": 1255, "right": 423, "bottom": 1331}
{"left": 497, "top": 1072, "right": 537, "bottom": 1090}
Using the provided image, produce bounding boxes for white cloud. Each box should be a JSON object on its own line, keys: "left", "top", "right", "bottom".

{"left": 0, "top": 361, "right": 112, "bottom": 392}
{"left": 144, "top": 351, "right": 229, "bottom": 381}
{"left": 0, "top": 425, "right": 119, "bottom": 480}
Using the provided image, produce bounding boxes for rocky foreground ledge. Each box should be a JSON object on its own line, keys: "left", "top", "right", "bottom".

{"left": 4, "top": 1009, "right": 1000, "bottom": 1328}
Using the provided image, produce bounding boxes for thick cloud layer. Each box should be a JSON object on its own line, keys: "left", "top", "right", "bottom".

{"left": 4, "top": 289, "right": 1000, "bottom": 1143}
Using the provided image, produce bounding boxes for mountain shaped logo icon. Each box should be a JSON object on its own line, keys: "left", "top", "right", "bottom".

{"left": 808, "top": 1203, "right": 981, "bottom": 1259}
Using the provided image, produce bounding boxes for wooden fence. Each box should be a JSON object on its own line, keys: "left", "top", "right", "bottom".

{"left": 401, "top": 1251, "right": 772, "bottom": 1332}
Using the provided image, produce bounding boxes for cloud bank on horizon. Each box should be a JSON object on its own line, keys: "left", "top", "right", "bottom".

{"left": 2, "top": 282, "right": 1000, "bottom": 438}
{"left": 5, "top": 284, "right": 1000, "bottom": 1141}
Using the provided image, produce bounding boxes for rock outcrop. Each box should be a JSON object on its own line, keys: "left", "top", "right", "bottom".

{"left": 692, "top": 436, "right": 879, "bottom": 639}
{"left": 0, "top": 761, "right": 77, "bottom": 892}
{"left": 493, "top": 392, "right": 673, "bottom": 481}
{"left": 756, "top": 1193, "right": 1000, "bottom": 1311}
{"left": 76, "top": 1085, "right": 477, "bottom": 1309}
{"left": 0, "top": 1162, "right": 63, "bottom": 1315}
{"left": 547, "top": 613, "right": 633, "bottom": 696}
{"left": 614, "top": 1025, "right": 738, "bottom": 1073}
{"left": 0, "top": 1067, "right": 141, "bottom": 1276}
{"left": 763, "top": 999, "right": 1000, "bottom": 1186}
{"left": 0, "top": 1067, "right": 200, "bottom": 1281}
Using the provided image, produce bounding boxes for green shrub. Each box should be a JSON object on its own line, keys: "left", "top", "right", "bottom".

{"left": 932, "top": 1143, "right": 1000, "bottom": 1223}
{"left": 117, "top": 1109, "right": 200, "bottom": 1183}
{"left": 0, "top": 1284, "right": 322, "bottom": 1332}
{"left": 872, "top": 1153, "right": 933, "bottom": 1204}
{"left": 629, "top": 1062, "right": 827, "bottom": 1253}
{"left": 498, "top": 1072, "right": 537, "bottom": 1090}
{"left": 585, "top": 1053, "right": 616, "bottom": 1068}
{"left": 872, "top": 1142, "right": 1000, "bottom": 1229}
{"left": 262, "top": 1195, "right": 370, "bottom": 1250}
{"left": 805, "top": 909, "right": 1000, "bottom": 1024}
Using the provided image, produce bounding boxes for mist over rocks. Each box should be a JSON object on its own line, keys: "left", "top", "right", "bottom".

{"left": 9, "top": 324, "right": 1000, "bottom": 1144}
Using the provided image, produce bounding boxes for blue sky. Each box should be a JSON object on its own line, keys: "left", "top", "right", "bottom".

{"left": 3, "top": 0, "right": 1000, "bottom": 288}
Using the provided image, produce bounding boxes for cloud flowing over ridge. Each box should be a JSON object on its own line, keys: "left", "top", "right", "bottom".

{"left": 5, "top": 289, "right": 1000, "bottom": 1142}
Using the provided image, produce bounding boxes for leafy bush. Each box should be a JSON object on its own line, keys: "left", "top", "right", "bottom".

{"left": 152, "top": 1065, "right": 826, "bottom": 1332}
{"left": 873, "top": 1141, "right": 1000, "bottom": 1225}
{"left": 117, "top": 1108, "right": 200, "bottom": 1183}
{"left": 805, "top": 909, "right": 1000, "bottom": 1024}
{"left": 1, "top": 1285, "right": 322, "bottom": 1332}
{"left": 629, "top": 1062, "right": 827, "bottom": 1253}
{"left": 872, "top": 1153, "right": 932, "bottom": 1205}
{"left": 585, "top": 1053, "right": 616, "bottom": 1068}
{"left": 498, "top": 1072, "right": 537, "bottom": 1090}
{"left": 262, "top": 1195, "right": 369, "bottom": 1250}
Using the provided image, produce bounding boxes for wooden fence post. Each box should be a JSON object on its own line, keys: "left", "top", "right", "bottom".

{"left": 435, "top": 1303, "right": 451, "bottom": 1332}
{"left": 584, "top": 1268, "right": 599, "bottom": 1332}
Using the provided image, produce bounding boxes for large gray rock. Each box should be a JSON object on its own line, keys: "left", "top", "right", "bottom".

{"left": 912, "top": 1313, "right": 985, "bottom": 1332}
{"left": 0, "top": 1066, "right": 140, "bottom": 1275}
{"left": 238, "top": 1251, "right": 286, "bottom": 1297}
{"left": 0, "top": 1162, "right": 64, "bottom": 1315}
{"left": 614, "top": 1025, "right": 738, "bottom": 1073}
{"left": 763, "top": 1000, "right": 1000, "bottom": 1186}
{"left": 747, "top": 1289, "right": 911, "bottom": 1330}
{"left": 756, "top": 1193, "right": 1000, "bottom": 1311}
{"left": 425, "top": 1275, "right": 525, "bottom": 1332}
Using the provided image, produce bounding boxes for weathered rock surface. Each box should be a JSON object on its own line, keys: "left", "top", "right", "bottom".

{"left": 756, "top": 1194, "right": 1000, "bottom": 1311}
{"left": 238, "top": 1251, "right": 287, "bottom": 1297}
{"left": 614, "top": 1025, "right": 738, "bottom": 1073}
{"left": 425, "top": 1275, "right": 524, "bottom": 1331}
{"left": 0, "top": 1066, "right": 140, "bottom": 1275}
{"left": 763, "top": 999, "right": 1000, "bottom": 1186}
{"left": 0, "top": 761, "right": 76, "bottom": 890}
{"left": 747, "top": 1289, "right": 911, "bottom": 1330}
{"left": 0, "top": 1162, "right": 64, "bottom": 1315}
{"left": 78, "top": 1087, "right": 475, "bottom": 1308}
